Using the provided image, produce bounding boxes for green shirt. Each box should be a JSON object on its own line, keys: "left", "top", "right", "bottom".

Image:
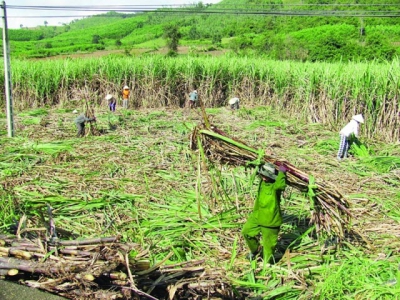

{"left": 250, "top": 171, "right": 287, "bottom": 227}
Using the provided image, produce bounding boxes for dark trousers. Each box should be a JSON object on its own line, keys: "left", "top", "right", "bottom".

{"left": 76, "top": 122, "right": 85, "bottom": 137}
{"left": 231, "top": 102, "right": 239, "bottom": 110}
{"left": 189, "top": 100, "right": 197, "bottom": 108}
{"left": 109, "top": 102, "right": 116, "bottom": 112}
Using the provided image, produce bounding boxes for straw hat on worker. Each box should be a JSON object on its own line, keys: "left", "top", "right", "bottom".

{"left": 228, "top": 97, "right": 240, "bottom": 110}
{"left": 228, "top": 97, "right": 239, "bottom": 105}
{"left": 105, "top": 94, "right": 114, "bottom": 101}
{"left": 123, "top": 85, "right": 129, "bottom": 90}
{"left": 352, "top": 114, "right": 364, "bottom": 123}
{"left": 258, "top": 163, "right": 277, "bottom": 180}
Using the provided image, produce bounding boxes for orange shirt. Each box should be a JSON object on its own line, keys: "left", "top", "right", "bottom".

{"left": 122, "top": 89, "right": 130, "bottom": 99}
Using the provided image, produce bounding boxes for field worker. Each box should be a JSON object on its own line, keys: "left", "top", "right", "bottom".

{"left": 122, "top": 85, "right": 130, "bottom": 109}
{"left": 228, "top": 97, "right": 240, "bottom": 110}
{"left": 242, "top": 163, "right": 288, "bottom": 263}
{"left": 74, "top": 113, "right": 96, "bottom": 137}
{"left": 188, "top": 89, "right": 198, "bottom": 109}
{"left": 337, "top": 114, "right": 364, "bottom": 161}
{"left": 106, "top": 94, "right": 116, "bottom": 112}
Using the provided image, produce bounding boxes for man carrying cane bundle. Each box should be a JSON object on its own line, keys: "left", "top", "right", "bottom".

{"left": 242, "top": 163, "right": 288, "bottom": 263}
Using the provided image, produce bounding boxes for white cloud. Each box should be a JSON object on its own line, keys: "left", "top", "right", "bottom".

{"left": 5, "top": 0, "right": 221, "bottom": 29}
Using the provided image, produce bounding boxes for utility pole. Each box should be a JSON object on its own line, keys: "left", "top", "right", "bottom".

{"left": 2, "top": 1, "right": 14, "bottom": 137}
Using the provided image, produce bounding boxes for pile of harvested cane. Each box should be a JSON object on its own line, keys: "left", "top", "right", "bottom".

{"left": 189, "top": 104, "right": 352, "bottom": 240}
{"left": 0, "top": 233, "right": 235, "bottom": 300}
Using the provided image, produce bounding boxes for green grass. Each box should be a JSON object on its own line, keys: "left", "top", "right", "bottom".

{"left": 18, "top": 108, "right": 49, "bottom": 117}
{"left": 0, "top": 192, "right": 17, "bottom": 219}
{"left": 315, "top": 250, "right": 400, "bottom": 299}
{"left": 20, "top": 117, "right": 42, "bottom": 125}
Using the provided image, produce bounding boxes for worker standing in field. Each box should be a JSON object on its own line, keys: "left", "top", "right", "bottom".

{"left": 188, "top": 89, "right": 198, "bottom": 109}
{"left": 228, "top": 97, "right": 240, "bottom": 110}
{"left": 122, "top": 85, "right": 130, "bottom": 109}
{"left": 106, "top": 94, "right": 116, "bottom": 112}
{"left": 337, "top": 114, "right": 364, "bottom": 161}
{"left": 74, "top": 113, "right": 96, "bottom": 137}
{"left": 242, "top": 163, "right": 288, "bottom": 263}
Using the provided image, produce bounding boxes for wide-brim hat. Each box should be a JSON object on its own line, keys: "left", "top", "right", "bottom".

{"left": 123, "top": 85, "right": 129, "bottom": 90}
{"left": 228, "top": 97, "right": 239, "bottom": 105}
{"left": 258, "top": 163, "right": 277, "bottom": 180}
{"left": 352, "top": 114, "right": 364, "bottom": 124}
{"left": 105, "top": 94, "right": 113, "bottom": 100}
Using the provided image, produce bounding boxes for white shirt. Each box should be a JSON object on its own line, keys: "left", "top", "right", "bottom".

{"left": 228, "top": 97, "right": 239, "bottom": 105}
{"left": 340, "top": 119, "right": 359, "bottom": 137}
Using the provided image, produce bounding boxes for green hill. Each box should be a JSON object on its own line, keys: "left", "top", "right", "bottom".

{"left": 3, "top": 0, "right": 400, "bottom": 61}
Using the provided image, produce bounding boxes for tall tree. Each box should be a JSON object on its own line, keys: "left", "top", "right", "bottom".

{"left": 163, "top": 24, "right": 181, "bottom": 54}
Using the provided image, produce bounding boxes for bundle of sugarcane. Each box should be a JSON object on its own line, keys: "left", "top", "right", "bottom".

{"left": 189, "top": 104, "right": 351, "bottom": 240}
{"left": 0, "top": 234, "right": 145, "bottom": 299}
{"left": 0, "top": 234, "right": 235, "bottom": 299}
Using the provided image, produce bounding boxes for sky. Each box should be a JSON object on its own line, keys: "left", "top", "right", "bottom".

{"left": 4, "top": 0, "right": 221, "bottom": 29}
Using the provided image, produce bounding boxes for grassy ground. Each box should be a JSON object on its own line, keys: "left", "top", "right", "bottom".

{"left": 0, "top": 104, "right": 399, "bottom": 299}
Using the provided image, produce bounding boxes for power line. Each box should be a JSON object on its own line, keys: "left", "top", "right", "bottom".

{"left": 6, "top": 3, "right": 400, "bottom": 9}
{"left": 5, "top": 4, "right": 400, "bottom": 19}
{"left": 7, "top": 5, "right": 184, "bottom": 11}
{"left": 7, "top": 10, "right": 400, "bottom": 18}
{"left": 6, "top": 3, "right": 400, "bottom": 11}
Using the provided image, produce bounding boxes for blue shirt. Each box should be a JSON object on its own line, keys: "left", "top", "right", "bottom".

{"left": 189, "top": 92, "right": 198, "bottom": 101}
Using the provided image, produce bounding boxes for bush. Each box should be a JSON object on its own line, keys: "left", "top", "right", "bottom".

{"left": 92, "top": 35, "right": 101, "bottom": 44}
{"left": 163, "top": 24, "right": 181, "bottom": 52}
{"left": 212, "top": 33, "right": 222, "bottom": 45}
{"left": 362, "top": 32, "right": 396, "bottom": 61}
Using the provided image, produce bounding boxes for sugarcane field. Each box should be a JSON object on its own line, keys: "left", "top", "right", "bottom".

{"left": 1, "top": 56, "right": 400, "bottom": 300}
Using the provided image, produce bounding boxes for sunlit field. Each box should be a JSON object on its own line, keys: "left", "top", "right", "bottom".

{"left": 1, "top": 104, "right": 399, "bottom": 299}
